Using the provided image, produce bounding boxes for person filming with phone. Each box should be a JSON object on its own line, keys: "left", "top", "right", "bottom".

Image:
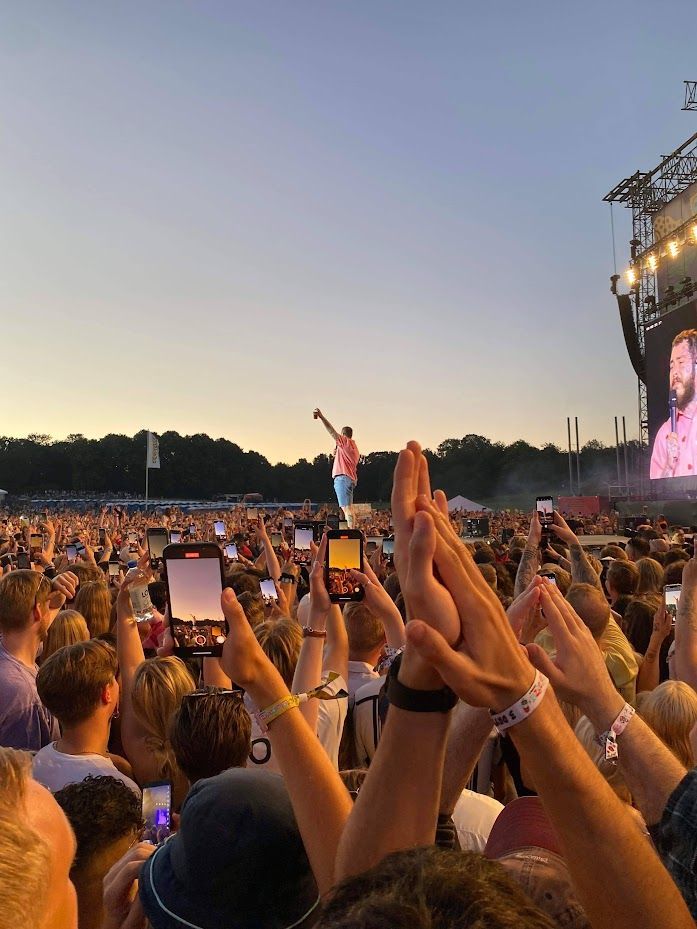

{"left": 313, "top": 408, "right": 360, "bottom": 528}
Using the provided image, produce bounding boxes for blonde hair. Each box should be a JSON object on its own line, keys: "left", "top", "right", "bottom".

{"left": 131, "top": 657, "right": 196, "bottom": 800}
{"left": 575, "top": 716, "right": 632, "bottom": 803}
{"left": 254, "top": 619, "right": 302, "bottom": 688}
{"left": 637, "top": 681, "right": 697, "bottom": 768}
{"left": 74, "top": 581, "right": 112, "bottom": 638}
{"left": 635, "top": 558, "right": 664, "bottom": 597}
{"left": 40, "top": 610, "right": 89, "bottom": 664}
{"left": 0, "top": 748, "right": 52, "bottom": 929}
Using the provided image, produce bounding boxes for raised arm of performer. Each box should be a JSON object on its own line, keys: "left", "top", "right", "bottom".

{"left": 313, "top": 408, "right": 340, "bottom": 441}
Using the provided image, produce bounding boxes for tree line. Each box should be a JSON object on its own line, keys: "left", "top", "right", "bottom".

{"left": 0, "top": 432, "right": 645, "bottom": 506}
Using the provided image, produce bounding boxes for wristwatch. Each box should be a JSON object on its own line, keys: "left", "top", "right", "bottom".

{"left": 386, "top": 653, "right": 458, "bottom": 713}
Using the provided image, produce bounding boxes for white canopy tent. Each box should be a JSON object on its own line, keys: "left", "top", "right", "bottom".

{"left": 447, "top": 494, "right": 491, "bottom": 513}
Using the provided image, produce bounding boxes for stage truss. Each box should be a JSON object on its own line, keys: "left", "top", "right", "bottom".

{"left": 603, "top": 128, "right": 697, "bottom": 484}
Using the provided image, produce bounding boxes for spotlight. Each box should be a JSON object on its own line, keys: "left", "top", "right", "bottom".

{"left": 647, "top": 254, "right": 658, "bottom": 272}
{"left": 626, "top": 268, "right": 637, "bottom": 286}
{"left": 669, "top": 240, "right": 680, "bottom": 258}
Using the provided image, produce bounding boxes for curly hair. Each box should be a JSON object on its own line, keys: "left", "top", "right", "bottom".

{"left": 54, "top": 775, "right": 142, "bottom": 872}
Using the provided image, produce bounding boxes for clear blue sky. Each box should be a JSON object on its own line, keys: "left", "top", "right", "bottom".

{"left": 2, "top": 1, "right": 694, "bottom": 463}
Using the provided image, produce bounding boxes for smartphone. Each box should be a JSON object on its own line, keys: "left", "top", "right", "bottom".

{"left": 283, "top": 516, "right": 293, "bottom": 529}
{"left": 665, "top": 584, "right": 681, "bottom": 625}
{"left": 99, "top": 528, "right": 107, "bottom": 546}
{"left": 382, "top": 537, "right": 395, "bottom": 557}
{"left": 75, "top": 542, "right": 86, "bottom": 557}
{"left": 142, "top": 781, "right": 172, "bottom": 845}
{"left": 170, "top": 530, "right": 182, "bottom": 544}
{"left": 246, "top": 508, "right": 259, "bottom": 525}
{"left": 260, "top": 578, "right": 279, "bottom": 605}
{"left": 16, "top": 551, "right": 31, "bottom": 569}
{"left": 326, "top": 514, "right": 340, "bottom": 531}
{"left": 339, "top": 520, "right": 349, "bottom": 530}
{"left": 325, "top": 530, "right": 364, "bottom": 603}
{"left": 29, "top": 533, "right": 43, "bottom": 552}
{"left": 366, "top": 537, "right": 383, "bottom": 553}
{"left": 536, "top": 497, "right": 554, "bottom": 528}
{"left": 293, "top": 524, "right": 314, "bottom": 566}
{"left": 127, "top": 531, "right": 138, "bottom": 545}
{"left": 270, "top": 532, "right": 283, "bottom": 549}
{"left": 147, "top": 528, "right": 169, "bottom": 564}
{"left": 214, "top": 520, "right": 226, "bottom": 539}
{"left": 312, "top": 522, "right": 326, "bottom": 543}
{"left": 163, "top": 543, "right": 227, "bottom": 657}
{"left": 108, "top": 561, "right": 120, "bottom": 578}
{"left": 225, "top": 543, "right": 239, "bottom": 562}
{"left": 539, "top": 572, "right": 558, "bottom": 586}
{"left": 66, "top": 544, "right": 78, "bottom": 563}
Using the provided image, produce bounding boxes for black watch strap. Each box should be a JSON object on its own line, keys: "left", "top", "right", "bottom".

{"left": 386, "top": 652, "right": 458, "bottom": 713}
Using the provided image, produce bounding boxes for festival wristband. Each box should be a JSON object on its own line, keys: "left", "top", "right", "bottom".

{"left": 255, "top": 673, "right": 348, "bottom": 733}
{"left": 490, "top": 670, "right": 549, "bottom": 732}
{"left": 594, "top": 702, "right": 635, "bottom": 762}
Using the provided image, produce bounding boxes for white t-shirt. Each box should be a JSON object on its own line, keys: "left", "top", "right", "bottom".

{"left": 33, "top": 743, "right": 141, "bottom": 795}
{"left": 452, "top": 789, "right": 504, "bottom": 853}
{"left": 347, "top": 660, "right": 380, "bottom": 698}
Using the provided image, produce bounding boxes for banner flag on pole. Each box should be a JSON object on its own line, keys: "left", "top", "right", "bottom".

{"left": 147, "top": 432, "right": 161, "bottom": 469}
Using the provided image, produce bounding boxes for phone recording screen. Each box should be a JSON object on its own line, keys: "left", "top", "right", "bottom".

{"left": 142, "top": 783, "right": 172, "bottom": 845}
{"left": 214, "top": 520, "right": 225, "bottom": 537}
{"left": 327, "top": 537, "right": 362, "bottom": 598}
{"left": 260, "top": 578, "right": 278, "bottom": 604}
{"left": 536, "top": 497, "right": 554, "bottom": 524}
{"left": 170, "top": 531, "right": 182, "bottom": 544}
{"left": 246, "top": 508, "right": 259, "bottom": 523}
{"left": 30, "top": 534, "right": 43, "bottom": 551}
{"left": 293, "top": 527, "right": 313, "bottom": 562}
{"left": 225, "top": 543, "right": 238, "bottom": 561}
{"left": 665, "top": 585, "right": 681, "bottom": 620}
{"left": 383, "top": 538, "right": 395, "bottom": 556}
{"left": 66, "top": 544, "right": 77, "bottom": 563}
{"left": 108, "top": 561, "right": 120, "bottom": 577}
{"left": 147, "top": 531, "right": 169, "bottom": 560}
{"left": 270, "top": 532, "right": 283, "bottom": 548}
{"left": 128, "top": 531, "right": 138, "bottom": 544}
{"left": 166, "top": 554, "right": 226, "bottom": 652}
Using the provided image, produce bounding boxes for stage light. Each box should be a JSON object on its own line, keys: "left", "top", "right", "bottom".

{"left": 647, "top": 254, "right": 658, "bottom": 272}
{"left": 680, "top": 276, "right": 694, "bottom": 298}
{"left": 626, "top": 267, "right": 637, "bottom": 286}
{"left": 692, "top": 224, "right": 697, "bottom": 243}
{"left": 669, "top": 240, "right": 680, "bottom": 258}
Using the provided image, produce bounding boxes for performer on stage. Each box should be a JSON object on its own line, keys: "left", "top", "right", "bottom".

{"left": 650, "top": 328, "right": 697, "bottom": 479}
{"left": 313, "top": 408, "right": 360, "bottom": 527}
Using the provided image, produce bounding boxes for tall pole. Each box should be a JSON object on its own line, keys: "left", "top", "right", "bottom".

{"left": 567, "top": 418, "right": 574, "bottom": 495}
{"left": 575, "top": 417, "right": 581, "bottom": 495}
{"left": 145, "top": 433, "right": 149, "bottom": 509}
{"left": 622, "top": 416, "right": 630, "bottom": 494}
{"left": 614, "top": 417, "right": 622, "bottom": 486}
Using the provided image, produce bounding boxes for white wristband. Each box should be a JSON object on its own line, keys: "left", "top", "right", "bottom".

{"left": 490, "top": 670, "right": 549, "bottom": 732}
{"left": 594, "top": 702, "right": 635, "bottom": 762}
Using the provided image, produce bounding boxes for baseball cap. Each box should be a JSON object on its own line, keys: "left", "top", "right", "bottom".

{"left": 485, "top": 797, "right": 590, "bottom": 929}
{"left": 140, "top": 768, "right": 320, "bottom": 929}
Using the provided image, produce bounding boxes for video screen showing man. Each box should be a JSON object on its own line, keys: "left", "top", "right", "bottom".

{"left": 650, "top": 328, "right": 697, "bottom": 479}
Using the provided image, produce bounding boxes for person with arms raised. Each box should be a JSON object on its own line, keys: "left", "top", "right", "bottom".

{"left": 313, "top": 408, "right": 360, "bottom": 528}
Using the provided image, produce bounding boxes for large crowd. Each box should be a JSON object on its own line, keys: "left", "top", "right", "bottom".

{"left": 1, "top": 440, "right": 697, "bottom": 929}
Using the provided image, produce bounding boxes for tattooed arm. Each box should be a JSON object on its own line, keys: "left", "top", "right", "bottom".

{"left": 674, "top": 558, "right": 697, "bottom": 689}
{"left": 550, "top": 512, "right": 603, "bottom": 591}
{"left": 514, "top": 513, "right": 541, "bottom": 598}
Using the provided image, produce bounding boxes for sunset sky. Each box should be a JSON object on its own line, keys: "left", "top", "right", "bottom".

{"left": 2, "top": 1, "right": 695, "bottom": 464}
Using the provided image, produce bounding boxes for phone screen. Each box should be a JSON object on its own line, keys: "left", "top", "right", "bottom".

{"left": 270, "top": 532, "right": 283, "bottom": 548}
{"left": 293, "top": 527, "right": 313, "bottom": 563}
{"left": 539, "top": 572, "right": 558, "bottom": 586}
{"left": 165, "top": 550, "right": 226, "bottom": 654}
{"left": 246, "top": 508, "right": 259, "bottom": 523}
{"left": 225, "top": 543, "right": 238, "bottom": 561}
{"left": 536, "top": 497, "right": 554, "bottom": 527}
{"left": 30, "top": 534, "right": 43, "bottom": 552}
{"left": 383, "top": 538, "right": 395, "bottom": 556}
{"left": 260, "top": 578, "right": 278, "bottom": 604}
{"left": 66, "top": 544, "right": 77, "bottom": 563}
{"left": 17, "top": 552, "right": 31, "bottom": 569}
{"left": 327, "top": 536, "right": 363, "bottom": 599}
{"left": 142, "top": 782, "right": 172, "bottom": 845}
{"left": 214, "top": 520, "right": 225, "bottom": 538}
{"left": 665, "top": 584, "right": 681, "bottom": 622}
{"left": 283, "top": 517, "right": 293, "bottom": 528}
{"left": 99, "top": 528, "right": 106, "bottom": 546}
{"left": 147, "top": 530, "right": 169, "bottom": 560}
{"left": 170, "top": 531, "right": 182, "bottom": 544}
{"left": 108, "top": 561, "right": 120, "bottom": 577}
{"left": 128, "top": 531, "right": 138, "bottom": 544}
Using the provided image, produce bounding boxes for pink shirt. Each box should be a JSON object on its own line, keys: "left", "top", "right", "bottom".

{"left": 333, "top": 435, "right": 360, "bottom": 482}
{"left": 650, "top": 407, "right": 697, "bottom": 478}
